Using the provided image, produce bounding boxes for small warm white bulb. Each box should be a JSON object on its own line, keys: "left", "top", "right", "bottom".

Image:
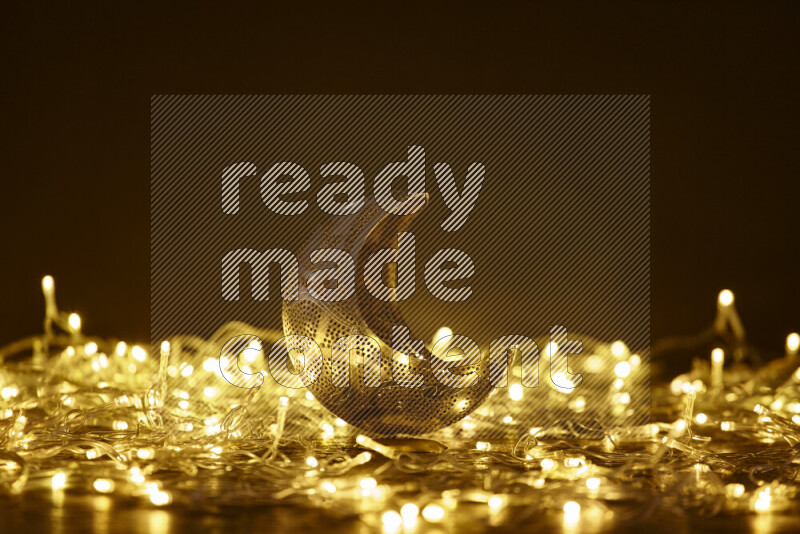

{"left": 488, "top": 495, "right": 505, "bottom": 510}
{"left": 673, "top": 418, "right": 688, "bottom": 435}
{"left": 359, "top": 477, "right": 377, "bottom": 490}
{"left": 150, "top": 490, "right": 171, "bottom": 506}
{"left": 42, "top": 275, "right": 54, "bottom": 293}
{"left": 787, "top": 333, "right": 800, "bottom": 353}
{"left": 432, "top": 326, "right": 453, "bottom": 345}
{"left": 753, "top": 487, "right": 771, "bottom": 512}
{"left": 131, "top": 346, "right": 147, "bottom": 362}
{"left": 137, "top": 448, "right": 154, "bottom": 459}
{"left": 93, "top": 478, "right": 114, "bottom": 493}
{"left": 130, "top": 468, "right": 145, "bottom": 484}
{"left": 421, "top": 503, "right": 445, "bottom": 522}
{"left": 51, "top": 472, "right": 67, "bottom": 490}
{"left": 113, "top": 420, "right": 129, "bottom": 430}
{"left": 381, "top": 511, "right": 402, "bottom": 530}
{"left": 68, "top": 313, "right": 81, "bottom": 332}
{"left": 611, "top": 341, "right": 627, "bottom": 358}
{"left": 400, "top": 503, "right": 419, "bottom": 523}
{"left": 563, "top": 501, "right": 581, "bottom": 523}
{"left": 712, "top": 348, "right": 724, "bottom": 363}
{"left": 544, "top": 341, "right": 559, "bottom": 358}
{"left": 718, "top": 289, "right": 734, "bottom": 307}
{"left": 614, "top": 361, "right": 632, "bottom": 378}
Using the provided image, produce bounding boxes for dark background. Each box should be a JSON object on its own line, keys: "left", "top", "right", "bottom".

{"left": 2, "top": 1, "right": 798, "bottom": 365}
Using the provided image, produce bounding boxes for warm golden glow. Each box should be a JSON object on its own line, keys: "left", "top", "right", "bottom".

{"left": 150, "top": 490, "right": 171, "bottom": 506}
{"left": 787, "top": 333, "right": 800, "bottom": 353}
{"left": 400, "top": 503, "right": 418, "bottom": 526}
{"left": 614, "top": 361, "right": 632, "bottom": 378}
{"left": 359, "top": 477, "right": 377, "bottom": 490}
{"left": 381, "top": 511, "right": 402, "bottom": 531}
{"left": 113, "top": 420, "right": 129, "bottom": 430}
{"left": 611, "top": 340, "right": 627, "bottom": 358}
{"left": 563, "top": 501, "right": 581, "bottom": 524}
{"left": 432, "top": 326, "right": 453, "bottom": 345}
{"left": 131, "top": 345, "right": 147, "bottom": 362}
{"left": 68, "top": 313, "right": 81, "bottom": 331}
{"left": 421, "top": 504, "right": 445, "bottom": 522}
{"left": 2, "top": 272, "right": 796, "bottom": 526}
{"left": 753, "top": 487, "right": 771, "bottom": 512}
{"left": 42, "top": 275, "right": 54, "bottom": 293}
{"left": 51, "top": 472, "right": 67, "bottom": 490}
{"left": 93, "top": 478, "right": 114, "bottom": 493}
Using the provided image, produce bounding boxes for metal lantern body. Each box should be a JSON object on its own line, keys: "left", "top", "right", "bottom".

{"left": 282, "top": 195, "right": 492, "bottom": 437}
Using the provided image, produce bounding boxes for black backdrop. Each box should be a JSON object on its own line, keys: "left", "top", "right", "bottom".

{"left": 2, "top": 1, "right": 798, "bottom": 367}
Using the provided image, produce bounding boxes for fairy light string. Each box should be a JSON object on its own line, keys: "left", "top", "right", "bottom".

{"left": 0, "top": 279, "right": 799, "bottom": 527}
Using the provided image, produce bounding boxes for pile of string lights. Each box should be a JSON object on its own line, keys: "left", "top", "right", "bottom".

{"left": 1, "top": 277, "right": 799, "bottom": 530}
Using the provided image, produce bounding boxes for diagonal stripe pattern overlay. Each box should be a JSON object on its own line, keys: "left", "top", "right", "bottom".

{"left": 151, "top": 95, "right": 650, "bottom": 440}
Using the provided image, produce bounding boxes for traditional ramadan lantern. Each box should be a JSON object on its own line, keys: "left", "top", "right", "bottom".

{"left": 282, "top": 194, "right": 493, "bottom": 436}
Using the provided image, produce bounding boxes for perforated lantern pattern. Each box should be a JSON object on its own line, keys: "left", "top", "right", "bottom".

{"left": 282, "top": 196, "right": 493, "bottom": 437}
